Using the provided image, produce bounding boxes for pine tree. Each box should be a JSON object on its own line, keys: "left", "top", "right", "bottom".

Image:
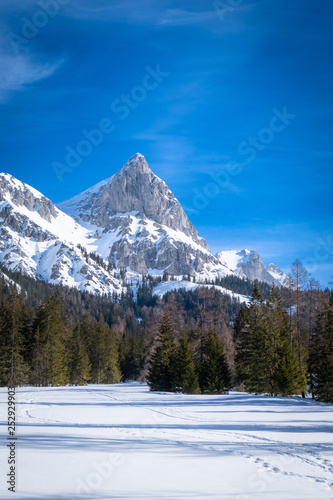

{"left": 200, "top": 331, "right": 231, "bottom": 394}
{"left": 311, "top": 295, "right": 333, "bottom": 403}
{"left": 277, "top": 338, "right": 306, "bottom": 396}
{"left": 119, "top": 331, "right": 134, "bottom": 381}
{"left": 266, "top": 286, "right": 306, "bottom": 396}
{"left": 31, "top": 289, "right": 70, "bottom": 386}
{"left": 289, "top": 259, "right": 309, "bottom": 397}
{"left": 234, "top": 304, "right": 251, "bottom": 387}
{"left": 147, "top": 313, "right": 177, "bottom": 392}
{"left": 79, "top": 314, "right": 100, "bottom": 383}
{"left": 237, "top": 283, "right": 271, "bottom": 394}
{"left": 98, "top": 320, "right": 122, "bottom": 384}
{"left": 235, "top": 284, "right": 306, "bottom": 396}
{"left": 175, "top": 332, "right": 200, "bottom": 394}
{"left": 69, "top": 324, "right": 91, "bottom": 385}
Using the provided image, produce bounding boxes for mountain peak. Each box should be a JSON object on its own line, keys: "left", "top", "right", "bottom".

{"left": 58, "top": 153, "right": 210, "bottom": 256}
{"left": 122, "top": 153, "right": 150, "bottom": 174}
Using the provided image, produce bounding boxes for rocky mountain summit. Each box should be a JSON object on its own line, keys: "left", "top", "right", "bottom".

{"left": 58, "top": 154, "right": 227, "bottom": 277}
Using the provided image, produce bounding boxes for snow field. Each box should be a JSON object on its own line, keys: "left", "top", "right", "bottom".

{"left": 0, "top": 382, "right": 333, "bottom": 499}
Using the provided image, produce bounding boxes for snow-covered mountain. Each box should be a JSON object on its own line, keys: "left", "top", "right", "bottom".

{"left": 0, "top": 154, "right": 287, "bottom": 298}
{"left": 216, "top": 249, "right": 288, "bottom": 286}
{"left": 58, "top": 153, "right": 231, "bottom": 280}
{"left": 0, "top": 173, "right": 123, "bottom": 295}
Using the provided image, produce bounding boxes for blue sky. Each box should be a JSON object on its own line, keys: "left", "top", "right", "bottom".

{"left": 1, "top": 0, "right": 332, "bottom": 287}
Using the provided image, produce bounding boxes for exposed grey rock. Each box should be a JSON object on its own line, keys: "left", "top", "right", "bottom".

{"left": 0, "top": 173, "right": 57, "bottom": 222}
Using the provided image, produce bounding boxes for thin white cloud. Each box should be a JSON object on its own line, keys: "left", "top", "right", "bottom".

{"left": 0, "top": 50, "right": 64, "bottom": 102}
{"left": 157, "top": 9, "right": 217, "bottom": 27}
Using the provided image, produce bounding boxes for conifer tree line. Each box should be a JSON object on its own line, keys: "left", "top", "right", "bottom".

{"left": 147, "top": 313, "right": 231, "bottom": 394}
{"left": 0, "top": 288, "right": 122, "bottom": 387}
{"left": 0, "top": 260, "right": 332, "bottom": 403}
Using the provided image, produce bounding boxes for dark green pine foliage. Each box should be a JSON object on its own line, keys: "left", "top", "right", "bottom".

{"left": 175, "top": 332, "right": 200, "bottom": 394}
{"left": 79, "top": 314, "right": 100, "bottom": 383}
{"left": 311, "top": 295, "right": 333, "bottom": 403}
{"left": 277, "top": 339, "right": 306, "bottom": 396}
{"left": 235, "top": 284, "right": 307, "bottom": 396}
{"left": 266, "top": 286, "right": 306, "bottom": 396}
{"left": 200, "top": 330, "right": 231, "bottom": 394}
{"left": 69, "top": 324, "right": 92, "bottom": 385}
{"left": 233, "top": 303, "right": 251, "bottom": 386}
{"left": 87, "top": 314, "right": 122, "bottom": 384}
{"left": 98, "top": 319, "right": 122, "bottom": 384}
{"left": 119, "top": 331, "right": 134, "bottom": 381}
{"left": 0, "top": 288, "right": 30, "bottom": 386}
{"left": 238, "top": 283, "right": 271, "bottom": 394}
{"left": 31, "top": 289, "right": 70, "bottom": 386}
{"left": 148, "top": 313, "right": 177, "bottom": 392}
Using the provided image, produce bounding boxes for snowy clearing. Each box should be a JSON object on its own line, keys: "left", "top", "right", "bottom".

{"left": 0, "top": 382, "right": 333, "bottom": 499}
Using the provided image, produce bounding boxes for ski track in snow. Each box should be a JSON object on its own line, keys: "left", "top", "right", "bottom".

{"left": 3, "top": 384, "right": 333, "bottom": 499}
{"left": 85, "top": 388, "right": 333, "bottom": 493}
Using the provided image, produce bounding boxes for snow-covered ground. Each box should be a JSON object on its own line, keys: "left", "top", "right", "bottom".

{"left": 0, "top": 382, "right": 332, "bottom": 499}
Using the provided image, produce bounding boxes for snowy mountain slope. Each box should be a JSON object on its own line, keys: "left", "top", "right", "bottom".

{"left": 0, "top": 173, "right": 123, "bottom": 295}
{"left": 153, "top": 279, "right": 250, "bottom": 304}
{"left": 216, "top": 249, "right": 288, "bottom": 286}
{"left": 58, "top": 154, "right": 233, "bottom": 278}
{"left": 266, "top": 262, "right": 289, "bottom": 286}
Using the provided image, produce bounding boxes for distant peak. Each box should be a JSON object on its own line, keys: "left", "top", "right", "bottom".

{"left": 122, "top": 153, "right": 151, "bottom": 174}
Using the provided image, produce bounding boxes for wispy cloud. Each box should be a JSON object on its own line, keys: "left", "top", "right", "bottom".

{"left": 157, "top": 9, "right": 217, "bottom": 27}
{"left": 0, "top": 51, "right": 64, "bottom": 102}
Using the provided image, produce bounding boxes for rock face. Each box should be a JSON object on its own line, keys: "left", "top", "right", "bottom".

{"left": 63, "top": 154, "right": 205, "bottom": 244}
{"left": 266, "top": 263, "right": 289, "bottom": 287}
{"left": 58, "top": 154, "right": 227, "bottom": 278}
{"left": 216, "top": 249, "right": 288, "bottom": 286}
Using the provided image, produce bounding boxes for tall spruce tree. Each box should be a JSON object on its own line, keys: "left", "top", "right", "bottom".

{"left": 289, "top": 259, "right": 309, "bottom": 397}
{"left": 147, "top": 313, "right": 177, "bottom": 392}
{"left": 32, "top": 289, "right": 70, "bottom": 386}
{"left": 237, "top": 283, "right": 272, "bottom": 394}
{"left": 200, "top": 331, "right": 231, "bottom": 394}
{"left": 80, "top": 314, "right": 100, "bottom": 383}
{"left": 119, "top": 331, "right": 134, "bottom": 381}
{"left": 266, "top": 286, "right": 306, "bottom": 396}
{"left": 69, "top": 324, "right": 91, "bottom": 385}
{"left": 311, "top": 295, "right": 333, "bottom": 403}
{"left": 175, "top": 332, "right": 200, "bottom": 394}
{"left": 98, "top": 319, "right": 122, "bottom": 384}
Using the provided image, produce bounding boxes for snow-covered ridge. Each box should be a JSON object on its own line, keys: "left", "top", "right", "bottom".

{"left": 216, "top": 249, "right": 288, "bottom": 286}
{"left": 0, "top": 172, "right": 123, "bottom": 295}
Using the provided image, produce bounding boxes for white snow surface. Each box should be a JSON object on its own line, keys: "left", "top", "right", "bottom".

{"left": 0, "top": 382, "right": 332, "bottom": 500}
{"left": 153, "top": 280, "right": 251, "bottom": 304}
{"left": 217, "top": 249, "right": 252, "bottom": 270}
